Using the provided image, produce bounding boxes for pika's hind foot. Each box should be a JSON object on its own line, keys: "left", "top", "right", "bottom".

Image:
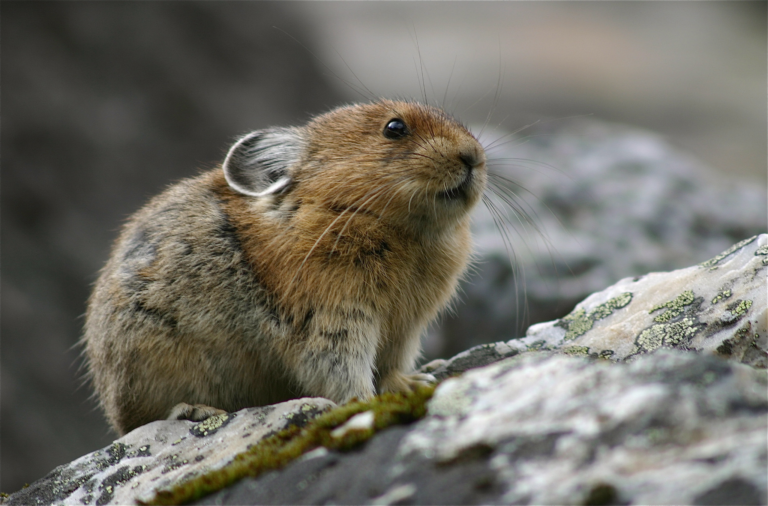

{"left": 379, "top": 371, "right": 437, "bottom": 395}
{"left": 167, "top": 402, "right": 227, "bottom": 422}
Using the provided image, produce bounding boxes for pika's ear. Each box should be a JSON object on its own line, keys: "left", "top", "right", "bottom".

{"left": 222, "top": 128, "right": 304, "bottom": 197}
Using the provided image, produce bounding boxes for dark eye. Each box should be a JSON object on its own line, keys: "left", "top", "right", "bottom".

{"left": 383, "top": 119, "right": 408, "bottom": 140}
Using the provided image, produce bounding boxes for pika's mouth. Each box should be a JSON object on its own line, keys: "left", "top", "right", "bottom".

{"left": 437, "top": 171, "right": 473, "bottom": 201}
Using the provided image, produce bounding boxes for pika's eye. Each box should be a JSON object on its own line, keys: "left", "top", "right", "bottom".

{"left": 383, "top": 119, "right": 408, "bottom": 140}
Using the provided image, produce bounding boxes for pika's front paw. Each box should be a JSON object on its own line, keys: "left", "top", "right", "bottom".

{"left": 167, "top": 402, "right": 227, "bottom": 422}
{"left": 379, "top": 371, "right": 437, "bottom": 394}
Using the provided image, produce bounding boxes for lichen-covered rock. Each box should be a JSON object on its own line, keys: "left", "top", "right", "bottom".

{"left": 421, "top": 342, "right": 521, "bottom": 381}
{"left": 404, "top": 351, "right": 767, "bottom": 505}
{"left": 198, "top": 350, "right": 767, "bottom": 506}
{"left": 432, "top": 119, "right": 767, "bottom": 357}
{"left": 8, "top": 351, "right": 766, "bottom": 506}
{"left": 423, "top": 235, "right": 767, "bottom": 381}
{"left": 2, "top": 398, "right": 335, "bottom": 506}
{"left": 512, "top": 234, "right": 767, "bottom": 367}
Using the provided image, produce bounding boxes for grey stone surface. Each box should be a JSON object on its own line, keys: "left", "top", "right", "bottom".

{"left": 420, "top": 342, "right": 521, "bottom": 382}
{"left": 195, "top": 425, "right": 504, "bottom": 506}
{"left": 513, "top": 234, "right": 768, "bottom": 367}
{"left": 8, "top": 352, "right": 766, "bottom": 505}
{"left": 197, "top": 350, "right": 767, "bottom": 506}
{"left": 431, "top": 120, "right": 767, "bottom": 358}
{"left": 406, "top": 350, "right": 767, "bottom": 506}
{"left": 425, "top": 235, "right": 767, "bottom": 381}
{"left": 2, "top": 398, "right": 335, "bottom": 506}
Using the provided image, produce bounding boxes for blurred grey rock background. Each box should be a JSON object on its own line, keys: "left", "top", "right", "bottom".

{"left": 296, "top": 2, "right": 766, "bottom": 185}
{"left": 1, "top": 2, "right": 344, "bottom": 492}
{"left": 429, "top": 119, "right": 767, "bottom": 358}
{"left": 1, "top": 1, "right": 765, "bottom": 493}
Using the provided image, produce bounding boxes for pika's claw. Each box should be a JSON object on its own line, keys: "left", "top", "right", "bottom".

{"left": 420, "top": 358, "right": 447, "bottom": 373}
{"left": 167, "top": 402, "right": 227, "bottom": 422}
{"left": 379, "top": 371, "right": 437, "bottom": 395}
{"left": 410, "top": 372, "right": 438, "bottom": 385}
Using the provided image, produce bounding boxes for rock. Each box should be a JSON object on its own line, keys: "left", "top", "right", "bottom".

{"left": 4, "top": 3, "right": 765, "bottom": 491}
{"left": 421, "top": 342, "right": 521, "bottom": 381}
{"left": 2, "top": 398, "right": 335, "bottom": 506}
{"left": 431, "top": 119, "right": 767, "bottom": 358}
{"left": 197, "top": 350, "right": 767, "bottom": 505}
{"left": 5, "top": 237, "right": 766, "bottom": 506}
{"left": 404, "top": 350, "right": 767, "bottom": 505}
{"left": 424, "top": 234, "right": 767, "bottom": 380}
{"left": 5, "top": 10, "right": 764, "bottom": 486}
{"left": 514, "top": 234, "right": 767, "bottom": 367}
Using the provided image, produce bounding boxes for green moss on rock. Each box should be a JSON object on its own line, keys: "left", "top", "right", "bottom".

{"left": 756, "top": 244, "right": 768, "bottom": 266}
{"left": 142, "top": 385, "right": 435, "bottom": 506}
{"left": 591, "top": 292, "right": 633, "bottom": 320}
{"left": 633, "top": 290, "right": 705, "bottom": 355}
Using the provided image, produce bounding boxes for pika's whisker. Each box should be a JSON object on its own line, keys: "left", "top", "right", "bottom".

{"left": 329, "top": 186, "right": 393, "bottom": 256}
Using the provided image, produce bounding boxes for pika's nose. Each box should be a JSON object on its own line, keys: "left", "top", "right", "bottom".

{"left": 459, "top": 148, "right": 481, "bottom": 170}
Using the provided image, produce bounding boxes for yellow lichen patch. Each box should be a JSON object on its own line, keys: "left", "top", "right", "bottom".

{"left": 699, "top": 236, "right": 757, "bottom": 268}
{"left": 636, "top": 324, "right": 665, "bottom": 352}
{"left": 755, "top": 244, "right": 768, "bottom": 266}
{"left": 732, "top": 299, "right": 753, "bottom": 316}
{"left": 562, "top": 309, "right": 593, "bottom": 341}
{"left": 191, "top": 413, "right": 231, "bottom": 437}
{"left": 635, "top": 317, "right": 700, "bottom": 353}
{"left": 560, "top": 292, "right": 633, "bottom": 341}
{"left": 591, "top": 292, "right": 633, "bottom": 320}
{"left": 650, "top": 290, "right": 695, "bottom": 323}
{"left": 711, "top": 290, "right": 732, "bottom": 305}
{"left": 720, "top": 299, "right": 754, "bottom": 325}
{"left": 563, "top": 346, "right": 591, "bottom": 357}
{"left": 143, "top": 385, "right": 435, "bottom": 506}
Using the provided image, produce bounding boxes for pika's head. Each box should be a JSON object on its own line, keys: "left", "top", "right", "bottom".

{"left": 223, "top": 100, "right": 486, "bottom": 232}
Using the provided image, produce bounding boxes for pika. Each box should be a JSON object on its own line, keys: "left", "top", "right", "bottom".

{"left": 84, "top": 100, "right": 487, "bottom": 435}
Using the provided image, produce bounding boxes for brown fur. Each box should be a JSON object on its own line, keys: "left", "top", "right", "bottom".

{"left": 84, "top": 100, "right": 486, "bottom": 435}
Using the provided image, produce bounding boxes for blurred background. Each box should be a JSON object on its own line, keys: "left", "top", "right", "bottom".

{"left": 1, "top": 1, "right": 765, "bottom": 493}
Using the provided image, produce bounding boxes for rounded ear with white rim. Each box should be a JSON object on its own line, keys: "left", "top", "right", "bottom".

{"left": 222, "top": 127, "right": 304, "bottom": 197}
